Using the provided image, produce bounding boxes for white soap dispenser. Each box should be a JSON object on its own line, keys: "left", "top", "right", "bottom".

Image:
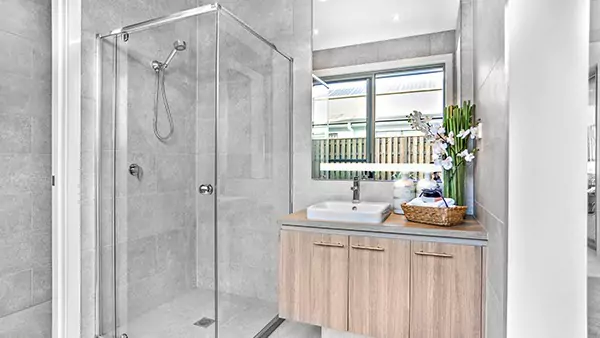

{"left": 393, "top": 173, "right": 416, "bottom": 214}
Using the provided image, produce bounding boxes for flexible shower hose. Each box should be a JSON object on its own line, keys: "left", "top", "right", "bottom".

{"left": 153, "top": 68, "right": 174, "bottom": 141}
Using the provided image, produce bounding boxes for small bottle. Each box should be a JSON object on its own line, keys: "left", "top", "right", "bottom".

{"left": 393, "top": 173, "right": 416, "bottom": 214}
{"left": 417, "top": 172, "right": 437, "bottom": 196}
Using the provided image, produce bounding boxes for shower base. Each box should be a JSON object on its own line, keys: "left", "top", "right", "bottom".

{"left": 120, "top": 288, "right": 277, "bottom": 338}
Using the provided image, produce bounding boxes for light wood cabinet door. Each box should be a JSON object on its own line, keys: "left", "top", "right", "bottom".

{"left": 279, "top": 230, "right": 349, "bottom": 331}
{"left": 348, "top": 236, "right": 411, "bottom": 338}
{"left": 410, "top": 241, "right": 483, "bottom": 338}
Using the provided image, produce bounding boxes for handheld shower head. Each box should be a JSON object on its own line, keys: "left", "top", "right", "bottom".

{"left": 173, "top": 40, "right": 187, "bottom": 51}
{"left": 163, "top": 40, "right": 187, "bottom": 69}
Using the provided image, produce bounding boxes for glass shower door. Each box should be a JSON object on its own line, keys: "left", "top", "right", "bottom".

{"left": 215, "top": 11, "right": 292, "bottom": 338}
{"left": 97, "top": 5, "right": 292, "bottom": 338}
{"left": 109, "top": 12, "right": 217, "bottom": 338}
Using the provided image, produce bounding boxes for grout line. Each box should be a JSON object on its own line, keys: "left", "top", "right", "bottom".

{"left": 474, "top": 200, "right": 505, "bottom": 225}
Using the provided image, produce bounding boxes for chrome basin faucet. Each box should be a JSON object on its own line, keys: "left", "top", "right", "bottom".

{"left": 351, "top": 176, "right": 360, "bottom": 204}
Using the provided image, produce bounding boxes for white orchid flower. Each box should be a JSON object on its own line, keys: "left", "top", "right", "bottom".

{"left": 457, "top": 149, "right": 475, "bottom": 162}
{"left": 469, "top": 126, "right": 478, "bottom": 139}
{"left": 432, "top": 140, "right": 448, "bottom": 155}
{"left": 446, "top": 131, "right": 455, "bottom": 146}
{"left": 457, "top": 129, "right": 470, "bottom": 139}
{"left": 441, "top": 156, "right": 453, "bottom": 170}
{"left": 409, "top": 111, "right": 432, "bottom": 134}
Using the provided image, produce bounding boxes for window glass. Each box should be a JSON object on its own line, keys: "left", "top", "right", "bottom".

{"left": 373, "top": 68, "right": 444, "bottom": 180}
{"left": 312, "top": 79, "right": 368, "bottom": 179}
{"left": 311, "top": 66, "right": 445, "bottom": 180}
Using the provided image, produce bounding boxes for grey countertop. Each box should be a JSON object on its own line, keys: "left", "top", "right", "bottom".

{"left": 279, "top": 210, "right": 488, "bottom": 242}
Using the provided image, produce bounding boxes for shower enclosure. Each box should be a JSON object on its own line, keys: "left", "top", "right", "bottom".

{"left": 95, "top": 4, "right": 293, "bottom": 338}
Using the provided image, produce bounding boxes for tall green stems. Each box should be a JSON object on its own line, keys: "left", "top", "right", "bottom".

{"left": 442, "top": 101, "right": 474, "bottom": 206}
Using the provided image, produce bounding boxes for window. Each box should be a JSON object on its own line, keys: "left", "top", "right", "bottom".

{"left": 312, "top": 66, "right": 446, "bottom": 180}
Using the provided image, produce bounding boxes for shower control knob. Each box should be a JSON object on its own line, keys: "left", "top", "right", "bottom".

{"left": 129, "top": 163, "right": 143, "bottom": 180}
{"left": 199, "top": 184, "right": 214, "bottom": 195}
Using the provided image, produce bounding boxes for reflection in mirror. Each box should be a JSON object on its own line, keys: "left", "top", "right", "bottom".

{"left": 311, "top": 0, "right": 459, "bottom": 181}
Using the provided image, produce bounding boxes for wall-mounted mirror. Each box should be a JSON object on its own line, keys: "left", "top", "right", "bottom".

{"left": 311, "top": 0, "right": 460, "bottom": 181}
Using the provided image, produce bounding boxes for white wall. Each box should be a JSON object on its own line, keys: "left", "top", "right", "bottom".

{"left": 506, "top": 0, "right": 588, "bottom": 337}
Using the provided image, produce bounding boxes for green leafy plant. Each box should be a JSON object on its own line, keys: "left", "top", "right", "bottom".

{"left": 409, "top": 101, "right": 478, "bottom": 206}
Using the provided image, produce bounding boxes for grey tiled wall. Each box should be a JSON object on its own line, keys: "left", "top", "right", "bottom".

{"left": 313, "top": 30, "right": 456, "bottom": 70}
{"left": 472, "top": 0, "right": 509, "bottom": 336}
{"left": 0, "top": 0, "right": 52, "bottom": 336}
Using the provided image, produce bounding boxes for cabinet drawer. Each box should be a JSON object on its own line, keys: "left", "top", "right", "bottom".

{"left": 348, "top": 236, "right": 410, "bottom": 338}
{"left": 279, "top": 230, "right": 349, "bottom": 331}
{"left": 410, "top": 241, "right": 483, "bottom": 338}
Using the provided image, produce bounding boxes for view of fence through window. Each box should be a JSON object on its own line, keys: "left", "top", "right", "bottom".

{"left": 312, "top": 66, "right": 445, "bottom": 180}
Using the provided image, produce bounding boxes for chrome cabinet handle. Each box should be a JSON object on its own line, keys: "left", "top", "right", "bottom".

{"left": 351, "top": 244, "right": 385, "bottom": 252}
{"left": 414, "top": 251, "right": 453, "bottom": 258}
{"left": 198, "top": 184, "right": 214, "bottom": 195}
{"left": 313, "top": 242, "right": 345, "bottom": 248}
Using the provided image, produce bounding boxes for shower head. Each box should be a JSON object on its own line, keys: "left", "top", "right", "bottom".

{"left": 163, "top": 40, "right": 187, "bottom": 69}
{"left": 173, "top": 40, "right": 187, "bottom": 51}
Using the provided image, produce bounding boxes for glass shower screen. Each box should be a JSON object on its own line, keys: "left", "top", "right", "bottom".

{"left": 96, "top": 5, "right": 292, "bottom": 338}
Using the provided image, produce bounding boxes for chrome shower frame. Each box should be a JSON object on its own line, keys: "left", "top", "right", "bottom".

{"left": 94, "top": 3, "right": 294, "bottom": 337}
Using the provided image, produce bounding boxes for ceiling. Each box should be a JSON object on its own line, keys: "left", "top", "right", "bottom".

{"left": 313, "top": 0, "right": 461, "bottom": 51}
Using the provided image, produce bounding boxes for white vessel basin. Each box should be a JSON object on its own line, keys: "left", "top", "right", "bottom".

{"left": 307, "top": 201, "right": 392, "bottom": 224}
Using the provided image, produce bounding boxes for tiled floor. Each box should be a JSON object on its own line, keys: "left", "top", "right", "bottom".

{"left": 122, "top": 288, "right": 279, "bottom": 338}
{"left": 119, "top": 287, "right": 321, "bottom": 338}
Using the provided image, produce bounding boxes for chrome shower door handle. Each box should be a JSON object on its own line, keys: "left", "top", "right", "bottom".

{"left": 199, "top": 184, "right": 214, "bottom": 195}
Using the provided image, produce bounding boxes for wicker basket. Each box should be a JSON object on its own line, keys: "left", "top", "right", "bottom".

{"left": 401, "top": 203, "right": 468, "bottom": 227}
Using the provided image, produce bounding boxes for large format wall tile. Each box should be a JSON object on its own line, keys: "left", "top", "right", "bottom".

{"left": 31, "top": 265, "right": 52, "bottom": 305}
{"left": 473, "top": 0, "right": 509, "bottom": 337}
{"left": 0, "top": 113, "right": 31, "bottom": 153}
{"left": 0, "top": 2, "right": 51, "bottom": 332}
{"left": 0, "top": 270, "right": 32, "bottom": 317}
{"left": 0, "top": 301, "right": 51, "bottom": 338}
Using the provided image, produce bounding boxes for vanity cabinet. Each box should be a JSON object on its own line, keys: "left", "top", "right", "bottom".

{"left": 278, "top": 226, "right": 485, "bottom": 338}
{"left": 278, "top": 230, "right": 349, "bottom": 331}
{"left": 349, "top": 236, "right": 411, "bottom": 338}
{"left": 410, "top": 241, "right": 483, "bottom": 338}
